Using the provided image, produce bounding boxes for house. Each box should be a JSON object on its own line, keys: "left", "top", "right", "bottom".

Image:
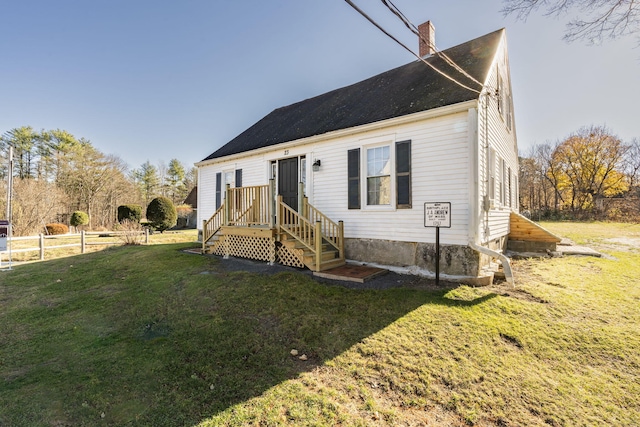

{"left": 181, "top": 186, "right": 198, "bottom": 228}
{"left": 196, "top": 23, "right": 539, "bottom": 281}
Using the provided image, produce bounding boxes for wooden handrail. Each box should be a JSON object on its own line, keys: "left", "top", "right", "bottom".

{"left": 305, "top": 200, "right": 343, "bottom": 254}
{"left": 226, "top": 185, "right": 271, "bottom": 227}
{"left": 204, "top": 184, "right": 344, "bottom": 270}
{"left": 202, "top": 184, "right": 271, "bottom": 251}
{"left": 202, "top": 203, "right": 225, "bottom": 250}
{"left": 277, "top": 196, "right": 316, "bottom": 252}
{"left": 278, "top": 196, "right": 345, "bottom": 270}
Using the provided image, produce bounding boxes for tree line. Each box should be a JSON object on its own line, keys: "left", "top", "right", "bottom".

{"left": 519, "top": 125, "right": 640, "bottom": 221}
{"left": 0, "top": 126, "right": 197, "bottom": 236}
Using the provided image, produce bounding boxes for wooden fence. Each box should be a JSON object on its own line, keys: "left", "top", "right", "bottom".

{"left": 0, "top": 230, "right": 150, "bottom": 263}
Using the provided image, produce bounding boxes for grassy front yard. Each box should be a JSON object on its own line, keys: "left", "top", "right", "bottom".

{"left": 0, "top": 223, "right": 638, "bottom": 426}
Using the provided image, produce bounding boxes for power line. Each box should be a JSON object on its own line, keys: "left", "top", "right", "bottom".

{"left": 380, "top": 0, "right": 484, "bottom": 88}
{"left": 342, "top": 0, "right": 482, "bottom": 94}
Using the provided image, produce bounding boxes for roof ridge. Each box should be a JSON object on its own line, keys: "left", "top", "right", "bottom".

{"left": 201, "top": 28, "right": 505, "bottom": 162}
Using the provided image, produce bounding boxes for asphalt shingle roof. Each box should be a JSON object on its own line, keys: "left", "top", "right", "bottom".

{"left": 202, "top": 29, "right": 503, "bottom": 161}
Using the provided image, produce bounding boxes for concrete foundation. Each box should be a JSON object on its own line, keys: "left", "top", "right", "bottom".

{"left": 507, "top": 239, "right": 556, "bottom": 253}
{"left": 345, "top": 238, "right": 481, "bottom": 277}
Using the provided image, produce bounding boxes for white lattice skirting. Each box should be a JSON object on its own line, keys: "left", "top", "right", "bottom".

{"left": 276, "top": 244, "right": 305, "bottom": 269}
{"left": 210, "top": 235, "right": 276, "bottom": 263}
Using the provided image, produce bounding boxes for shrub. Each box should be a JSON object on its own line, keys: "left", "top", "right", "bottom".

{"left": 116, "top": 220, "right": 145, "bottom": 245}
{"left": 45, "top": 223, "right": 68, "bottom": 235}
{"left": 146, "top": 196, "right": 177, "bottom": 232}
{"left": 117, "top": 205, "right": 142, "bottom": 223}
{"left": 70, "top": 211, "right": 89, "bottom": 229}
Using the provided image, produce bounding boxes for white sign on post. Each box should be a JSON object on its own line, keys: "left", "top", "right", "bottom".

{"left": 0, "top": 220, "right": 8, "bottom": 252}
{"left": 424, "top": 202, "right": 451, "bottom": 228}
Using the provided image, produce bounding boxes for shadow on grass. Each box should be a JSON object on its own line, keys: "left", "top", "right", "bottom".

{"left": 0, "top": 243, "right": 496, "bottom": 426}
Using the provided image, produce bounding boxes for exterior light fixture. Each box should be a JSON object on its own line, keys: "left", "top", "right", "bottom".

{"left": 312, "top": 159, "right": 321, "bottom": 172}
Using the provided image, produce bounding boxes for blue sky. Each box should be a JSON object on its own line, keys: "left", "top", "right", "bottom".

{"left": 1, "top": 0, "right": 638, "bottom": 171}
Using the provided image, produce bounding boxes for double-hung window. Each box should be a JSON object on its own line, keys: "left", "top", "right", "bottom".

{"left": 215, "top": 168, "right": 242, "bottom": 209}
{"left": 348, "top": 139, "right": 411, "bottom": 210}
{"left": 367, "top": 145, "right": 391, "bottom": 205}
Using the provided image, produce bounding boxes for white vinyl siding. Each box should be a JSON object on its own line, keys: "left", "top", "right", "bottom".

{"left": 198, "top": 109, "right": 473, "bottom": 246}
{"left": 198, "top": 34, "right": 518, "bottom": 250}
{"left": 313, "top": 112, "right": 471, "bottom": 246}
{"left": 476, "top": 32, "right": 519, "bottom": 244}
{"left": 197, "top": 157, "right": 263, "bottom": 228}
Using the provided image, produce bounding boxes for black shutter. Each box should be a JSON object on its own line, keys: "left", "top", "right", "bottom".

{"left": 235, "top": 169, "right": 242, "bottom": 188}
{"left": 348, "top": 148, "right": 360, "bottom": 209}
{"left": 215, "top": 172, "right": 221, "bottom": 209}
{"left": 396, "top": 140, "right": 411, "bottom": 208}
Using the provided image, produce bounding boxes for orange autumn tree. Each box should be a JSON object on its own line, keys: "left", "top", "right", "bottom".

{"left": 550, "top": 126, "right": 629, "bottom": 215}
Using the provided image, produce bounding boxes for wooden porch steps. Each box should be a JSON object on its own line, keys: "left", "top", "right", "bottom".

{"left": 279, "top": 234, "right": 345, "bottom": 271}
{"left": 202, "top": 184, "right": 345, "bottom": 272}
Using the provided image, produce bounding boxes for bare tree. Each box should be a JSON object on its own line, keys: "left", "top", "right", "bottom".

{"left": 502, "top": 0, "right": 640, "bottom": 44}
{"left": 90, "top": 155, "right": 140, "bottom": 229}
{"left": 624, "top": 138, "right": 640, "bottom": 189}
{"left": 56, "top": 141, "right": 115, "bottom": 229}
{"left": 534, "top": 142, "right": 564, "bottom": 213}
{"left": 2, "top": 179, "right": 67, "bottom": 236}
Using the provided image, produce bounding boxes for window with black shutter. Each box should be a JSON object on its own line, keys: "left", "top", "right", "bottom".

{"left": 235, "top": 169, "right": 242, "bottom": 188}
{"left": 215, "top": 172, "right": 221, "bottom": 209}
{"left": 348, "top": 148, "right": 360, "bottom": 209}
{"left": 396, "top": 140, "right": 411, "bottom": 208}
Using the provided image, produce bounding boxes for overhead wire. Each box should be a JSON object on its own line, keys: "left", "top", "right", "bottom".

{"left": 380, "top": 0, "right": 484, "bottom": 88}
{"left": 342, "top": 0, "right": 482, "bottom": 94}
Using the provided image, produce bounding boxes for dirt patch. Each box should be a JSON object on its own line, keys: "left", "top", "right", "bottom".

{"left": 600, "top": 237, "right": 640, "bottom": 251}
{"left": 484, "top": 282, "right": 550, "bottom": 304}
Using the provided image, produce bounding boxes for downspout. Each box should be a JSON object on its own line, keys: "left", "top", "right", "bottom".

{"left": 483, "top": 90, "right": 491, "bottom": 237}
{"left": 469, "top": 89, "right": 515, "bottom": 287}
{"left": 469, "top": 240, "right": 514, "bottom": 287}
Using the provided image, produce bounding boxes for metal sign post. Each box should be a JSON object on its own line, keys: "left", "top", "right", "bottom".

{"left": 2, "top": 146, "right": 13, "bottom": 270}
{"left": 424, "top": 202, "right": 451, "bottom": 285}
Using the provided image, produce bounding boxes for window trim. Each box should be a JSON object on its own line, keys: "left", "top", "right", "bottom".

{"left": 348, "top": 136, "right": 411, "bottom": 211}
{"left": 215, "top": 172, "right": 222, "bottom": 209}
{"left": 362, "top": 139, "right": 395, "bottom": 211}
{"left": 489, "top": 147, "right": 496, "bottom": 203}
{"left": 223, "top": 170, "right": 235, "bottom": 189}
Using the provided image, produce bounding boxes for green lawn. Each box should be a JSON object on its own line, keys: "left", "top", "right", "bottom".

{"left": 0, "top": 223, "right": 638, "bottom": 426}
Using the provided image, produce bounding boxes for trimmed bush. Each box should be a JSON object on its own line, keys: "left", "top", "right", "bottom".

{"left": 70, "top": 211, "right": 89, "bottom": 228}
{"left": 146, "top": 196, "right": 177, "bottom": 232}
{"left": 117, "top": 205, "right": 142, "bottom": 223}
{"left": 45, "top": 223, "right": 68, "bottom": 235}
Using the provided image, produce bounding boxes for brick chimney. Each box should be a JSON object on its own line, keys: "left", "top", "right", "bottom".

{"left": 418, "top": 21, "right": 435, "bottom": 57}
